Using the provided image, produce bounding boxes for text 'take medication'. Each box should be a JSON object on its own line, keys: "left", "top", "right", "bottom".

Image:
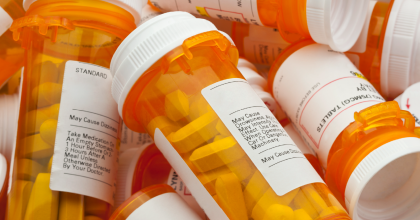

{"left": 346, "top": 0, "right": 420, "bottom": 99}
{"left": 0, "top": 0, "right": 25, "bottom": 88}
{"left": 111, "top": 12, "right": 350, "bottom": 220}
{"left": 269, "top": 40, "right": 420, "bottom": 219}
{"left": 7, "top": 0, "right": 142, "bottom": 219}
{"left": 110, "top": 184, "right": 202, "bottom": 220}
{"left": 147, "top": 0, "right": 370, "bottom": 52}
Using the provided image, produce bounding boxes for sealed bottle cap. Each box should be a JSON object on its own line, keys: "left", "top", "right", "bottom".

{"left": 0, "top": 154, "right": 7, "bottom": 191}
{"left": 0, "top": 94, "right": 19, "bottom": 162}
{"left": 306, "top": 0, "right": 370, "bottom": 52}
{"left": 22, "top": 0, "right": 143, "bottom": 24}
{"left": 110, "top": 184, "right": 202, "bottom": 220}
{"left": 115, "top": 146, "right": 148, "bottom": 208}
{"left": 110, "top": 12, "right": 235, "bottom": 118}
{"left": 345, "top": 137, "right": 420, "bottom": 219}
{"left": 237, "top": 58, "right": 267, "bottom": 90}
{"left": 380, "top": 0, "right": 420, "bottom": 99}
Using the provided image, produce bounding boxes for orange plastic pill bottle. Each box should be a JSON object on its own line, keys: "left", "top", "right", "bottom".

{"left": 6, "top": 0, "right": 141, "bottom": 219}
{"left": 269, "top": 39, "right": 420, "bottom": 219}
{"left": 0, "top": 0, "right": 25, "bottom": 88}
{"left": 116, "top": 142, "right": 207, "bottom": 219}
{"left": 111, "top": 12, "right": 350, "bottom": 220}
{"left": 346, "top": 0, "right": 420, "bottom": 99}
{"left": 110, "top": 184, "right": 202, "bottom": 220}
{"left": 148, "top": 0, "right": 369, "bottom": 52}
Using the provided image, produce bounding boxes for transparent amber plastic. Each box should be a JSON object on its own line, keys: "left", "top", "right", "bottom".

{"left": 326, "top": 101, "right": 418, "bottom": 206}
{"left": 0, "top": 0, "right": 25, "bottom": 88}
{"left": 6, "top": 1, "right": 136, "bottom": 219}
{"left": 122, "top": 32, "right": 350, "bottom": 220}
{"left": 345, "top": 1, "right": 390, "bottom": 96}
{"left": 110, "top": 185, "right": 177, "bottom": 220}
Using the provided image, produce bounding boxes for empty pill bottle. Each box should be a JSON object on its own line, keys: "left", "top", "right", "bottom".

{"left": 394, "top": 82, "right": 420, "bottom": 127}
{"left": 0, "top": 154, "right": 8, "bottom": 220}
{"left": 269, "top": 39, "right": 420, "bottom": 219}
{"left": 147, "top": 0, "right": 369, "bottom": 52}
{"left": 110, "top": 184, "right": 202, "bottom": 220}
{"left": 6, "top": 0, "right": 142, "bottom": 219}
{"left": 116, "top": 143, "right": 207, "bottom": 219}
{"left": 239, "top": 58, "right": 324, "bottom": 179}
{"left": 0, "top": 0, "right": 25, "bottom": 89}
{"left": 345, "top": 0, "right": 420, "bottom": 99}
{"left": 233, "top": 23, "right": 291, "bottom": 66}
{"left": 111, "top": 12, "right": 349, "bottom": 220}
{"left": 0, "top": 93, "right": 19, "bottom": 162}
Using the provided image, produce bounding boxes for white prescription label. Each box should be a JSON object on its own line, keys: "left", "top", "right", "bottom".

{"left": 154, "top": 129, "right": 229, "bottom": 220}
{"left": 149, "top": 0, "right": 262, "bottom": 25}
{"left": 167, "top": 169, "right": 208, "bottom": 220}
{"left": 0, "top": 7, "right": 12, "bottom": 36}
{"left": 202, "top": 78, "right": 324, "bottom": 196}
{"left": 126, "top": 192, "right": 202, "bottom": 220}
{"left": 272, "top": 44, "right": 386, "bottom": 168}
{"left": 397, "top": 82, "right": 420, "bottom": 126}
{"left": 243, "top": 26, "right": 290, "bottom": 65}
{"left": 50, "top": 61, "right": 119, "bottom": 205}
{"left": 120, "top": 122, "right": 153, "bottom": 152}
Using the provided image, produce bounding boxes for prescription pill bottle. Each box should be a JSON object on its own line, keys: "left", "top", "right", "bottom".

{"left": 148, "top": 0, "right": 369, "bottom": 52}
{"left": 110, "top": 184, "right": 202, "bottom": 220}
{"left": 346, "top": 0, "right": 420, "bottom": 99}
{"left": 6, "top": 0, "right": 141, "bottom": 219}
{"left": 395, "top": 82, "right": 420, "bottom": 127}
{"left": 111, "top": 12, "right": 350, "bottom": 220}
{"left": 239, "top": 58, "right": 324, "bottom": 179}
{"left": 233, "top": 23, "right": 291, "bottom": 66}
{"left": 116, "top": 143, "right": 207, "bottom": 219}
{"left": 269, "top": 39, "right": 420, "bottom": 219}
{"left": 0, "top": 0, "right": 25, "bottom": 88}
{"left": 0, "top": 93, "right": 19, "bottom": 162}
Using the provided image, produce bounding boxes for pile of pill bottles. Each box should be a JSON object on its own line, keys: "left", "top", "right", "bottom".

{"left": 0, "top": 0, "right": 25, "bottom": 88}
{"left": 110, "top": 184, "right": 202, "bottom": 220}
{"left": 111, "top": 12, "right": 350, "bottom": 220}
{"left": 345, "top": 0, "right": 420, "bottom": 100}
{"left": 268, "top": 39, "right": 420, "bottom": 219}
{"left": 147, "top": 0, "right": 370, "bottom": 52}
{"left": 6, "top": 0, "right": 142, "bottom": 219}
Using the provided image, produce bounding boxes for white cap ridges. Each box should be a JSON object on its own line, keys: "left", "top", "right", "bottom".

{"left": 23, "top": 0, "right": 142, "bottom": 24}
{"left": 345, "top": 137, "right": 420, "bottom": 219}
{"left": 115, "top": 145, "right": 150, "bottom": 208}
{"left": 237, "top": 58, "right": 267, "bottom": 90}
{"left": 111, "top": 12, "right": 234, "bottom": 117}
{"left": 306, "top": 0, "right": 370, "bottom": 52}
{"left": 380, "top": 0, "right": 420, "bottom": 99}
{"left": 0, "top": 154, "right": 6, "bottom": 191}
{"left": 0, "top": 94, "right": 19, "bottom": 163}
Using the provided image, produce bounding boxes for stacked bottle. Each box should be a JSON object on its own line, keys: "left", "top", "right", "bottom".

{"left": 346, "top": 0, "right": 420, "bottom": 99}
{"left": 6, "top": 0, "right": 141, "bottom": 219}
{"left": 147, "top": 0, "right": 370, "bottom": 52}
{"left": 0, "top": 0, "right": 25, "bottom": 88}
{"left": 269, "top": 39, "right": 420, "bottom": 219}
{"left": 111, "top": 12, "right": 350, "bottom": 220}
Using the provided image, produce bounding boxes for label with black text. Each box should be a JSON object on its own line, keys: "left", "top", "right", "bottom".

{"left": 50, "top": 61, "right": 120, "bottom": 205}
{"left": 202, "top": 79, "right": 323, "bottom": 196}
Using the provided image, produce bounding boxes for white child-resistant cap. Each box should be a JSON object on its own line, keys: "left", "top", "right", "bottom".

{"left": 110, "top": 12, "right": 235, "bottom": 117}
{"left": 380, "top": 0, "right": 420, "bottom": 99}
{"left": 345, "top": 137, "right": 420, "bottom": 219}
{"left": 237, "top": 58, "right": 267, "bottom": 90}
{"left": 306, "top": 0, "right": 370, "bottom": 52}
{"left": 0, "top": 154, "right": 6, "bottom": 192}
{"left": 22, "top": 0, "right": 142, "bottom": 24}
{"left": 115, "top": 144, "right": 150, "bottom": 208}
{"left": 0, "top": 94, "right": 19, "bottom": 163}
